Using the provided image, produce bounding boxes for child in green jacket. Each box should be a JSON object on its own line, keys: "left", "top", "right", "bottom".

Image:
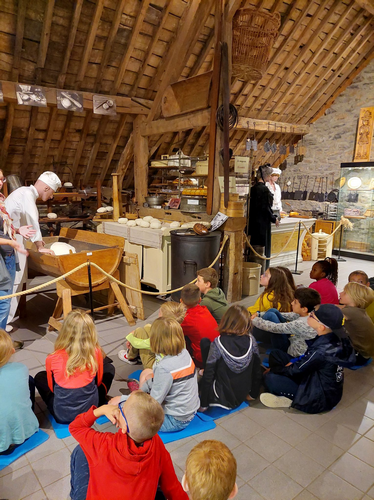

{"left": 196, "top": 268, "right": 229, "bottom": 324}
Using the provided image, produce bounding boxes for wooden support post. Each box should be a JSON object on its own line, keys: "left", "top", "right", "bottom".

{"left": 221, "top": 217, "right": 246, "bottom": 303}
{"left": 109, "top": 281, "right": 136, "bottom": 326}
{"left": 133, "top": 116, "right": 149, "bottom": 206}
{"left": 111, "top": 173, "right": 121, "bottom": 221}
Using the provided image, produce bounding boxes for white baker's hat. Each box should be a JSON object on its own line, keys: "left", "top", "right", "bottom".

{"left": 38, "top": 171, "right": 62, "bottom": 192}
{"left": 271, "top": 168, "right": 282, "bottom": 176}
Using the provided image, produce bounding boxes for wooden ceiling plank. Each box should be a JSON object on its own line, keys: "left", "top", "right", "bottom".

{"left": 249, "top": 0, "right": 341, "bottom": 117}
{"left": 190, "top": 127, "right": 207, "bottom": 156}
{"left": 0, "top": 104, "right": 14, "bottom": 171}
{"left": 111, "top": 0, "right": 152, "bottom": 94}
{"left": 166, "top": 132, "right": 179, "bottom": 155}
{"left": 189, "top": 29, "right": 215, "bottom": 77}
{"left": 117, "top": 133, "right": 134, "bottom": 186}
{"left": 129, "top": 0, "right": 174, "bottom": 97}
{"left": 35, "top": 0, "right": 55, "bottom": 83}
{"left": 11, "top": 0, "right": 27, "bottom": 82}
{"left": 37, "top": 107, "right": 58, "bottom": 175}
{"left": 291, "top": 17, "right": 374, "bottom": 122}
{"left": 71, "top": 111, "right": 93, "bottom": 179}
{"left": 180, "top": 128, "right": 196, "bottom": 153}
{"left": 23, "top": 107, "right": 39, "bottom": 174}
{"left": 99, "top": 114, "right": 128, "bottom": 183}
{"left": 57, "top": 0, "right": 84, "bottom": 88}
{"left": 149, "top": 134, "right": 165, "bottom": 158}
{"left": 146, "top": 0, "right": 211, "bottom": 122}
{"left": 55, "top": 113, "right": 73, "bottom": 166}
{"left": 355, "top": 0, "right": 374, "bottom": 15}
{"left": 75, "top": 0, "right": 105, "bottom": 90}
{"left": 94, "top": 0, "right": 126, "bottom": 93}
{"left": 82, "top": 116, "right": 110, "bottom": 185}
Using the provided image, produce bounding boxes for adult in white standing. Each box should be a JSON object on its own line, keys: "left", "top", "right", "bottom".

{"left": 266, "top": 167, "right": 284, "bottom": 221}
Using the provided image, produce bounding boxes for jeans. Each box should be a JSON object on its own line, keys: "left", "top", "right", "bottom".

{"left": 0, "top": 252, "right": 16, "bottom": 329}
{"left": 253, "top": 309, "right": 290, "bottom": 351}
{"left": 264, "top": 372, "right": 299, "bottom": 399}
{"left": 70, "top": 445, "right": 90, "bottom": 500}
{"left": 160, "top": 413, "right": 194, "bottom": 433}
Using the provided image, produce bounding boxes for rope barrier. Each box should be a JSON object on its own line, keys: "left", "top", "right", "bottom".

{"left": 244, "top": 223, "right": 299, "bottom": 260}
{"left": 0, "top": 235, "right": 229, "bottom": 300}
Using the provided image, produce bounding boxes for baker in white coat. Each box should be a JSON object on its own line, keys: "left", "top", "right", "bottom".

{"left": 5, "top": 171, "right": 62, "bottom": 326}
{"left": 266, "top": 167, "right": 283, "bottom": 221}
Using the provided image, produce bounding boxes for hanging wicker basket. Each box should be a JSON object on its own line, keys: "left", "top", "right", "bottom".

{"left": 232, "top": 8, "right": 281, "bottom": 82}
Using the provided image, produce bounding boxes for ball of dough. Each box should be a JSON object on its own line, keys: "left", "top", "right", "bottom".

{"left": 143, "top": 216, "right": 153, "bottom": 222}
{"left": 105, "top": 206, "right": 114, "bottom": 212}
{"left": 151, "top": 219, "right": 160, "bottom": 224}
{"left": 181, "top": 223, "right": 189, "bottom": 228}
{"left": 50, "top": 242, "right": 76, "bottom": 255}
{"left": 97, "top": 207, "right": 107, "bottom": 213}
{"left": 47, "top": 212, "right": 58, "bottom": 219}
{"left": 127, "top": 220, "right": 137, "bottom": 227}
{"left": 135, "top": 218, "right": 143, "bottom": 226}
{"left": 118, "top": 218, "right": 128, "bottom": 224}
{"left": 170, "top": 221, "right": 180, "bottom": 228}
{"left": 140, "top": 220, "right": 150, "bottom": 228}
{"left": 150, "top": 221, "right": 162, "bottom": 229}
{"left": 64, "top": 182, "right": 73, "bottom": 188}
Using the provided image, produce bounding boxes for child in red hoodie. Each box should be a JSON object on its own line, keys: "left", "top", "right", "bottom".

{"left": 180, "top": 284, "right": 218, "bottom": 367}
{"left": 69, "top": 391, "right": 188, "bottom": 500}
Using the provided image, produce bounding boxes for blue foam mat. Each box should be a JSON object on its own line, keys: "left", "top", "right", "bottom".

{"left": 348, "top": 358, "right": 372, "bottom": 370}
{"left": 262, "top": 357, "right": 269, "bottom": 368}
{"left": 202, "top": 401, "right": 249, "bottom": 420}
{"left": 0, "top": 430, "right": 49, "bottom": 470}
{"left": 128, "top": 369, "right": 142, "bottom": 381}
{"left": 47, "top": 413, "right": 71, "bottom": 439}
{"left": 159, "top": 413, "right": 216, "bottom": 444}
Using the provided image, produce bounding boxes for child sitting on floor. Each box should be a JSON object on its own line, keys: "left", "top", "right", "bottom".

{"left": 260, "top": 304, "right": 355, "bottom": 413}
{"left": 339, "top": 282, "right": 374, "bottom": 365}
{"left": 309, "top": 257, "right": 339, "bottom": 304}
{"left": 182, "top": 440, "right": 238, "bottom": 500}
{"left": 251, "top": 288, "right": 321, "bottom": 356}
{"left": 112, "top": 317, "right": 200, "bottom": 433}
{"left": 118, "top": 301, "right": 186, "bottom": 368}
{"left": 348, "top": 270, "right": 374, "bottom": 323}
{"left": 199, "top": 305, "right": 262, "bottom": 411}
{"left": 180, "top": 283, "right": 218, "bottom": 367}
{"left": 69, "top": 391, "right": 188, "bottom": 500}
{"left": 247, "top": 267, "right": 293, "bottom": 316}
{"left": 35, "top": 309, "right": 115, "bottom": 424}
{"left": 196, "top": 267, "right": 229, "bottom": 323}
{"left": 0, "top": 329, "right": 39, "bottom": 454}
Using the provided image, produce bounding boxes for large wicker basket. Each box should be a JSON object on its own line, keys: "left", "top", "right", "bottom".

{"left": 232, "top": 8, "right": 280, "bottom": 82}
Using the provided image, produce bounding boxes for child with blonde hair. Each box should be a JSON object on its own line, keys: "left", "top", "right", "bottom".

{"left": 183, "top": 440, "right": 238, "bottom": 500}
{"left": 0, "top": 330, "right": 39, "bottom": 453}
{"left": 339, "top": 282, "right": 374, "bottom": 365}
{"left": 35, "top": 309, "right": 115, "bottom": 424}
{"left": 348, "top": 270, "right": 374, "bottom": 323}
{"left": 118, "top": 301, "right": 186, "bottom": 368}
{"left": 112, "top": 317, "right": 200, "bottom": 433}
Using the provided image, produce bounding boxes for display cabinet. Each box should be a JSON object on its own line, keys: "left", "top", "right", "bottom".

{"left": 336, "top": 162, "right": 374, "bottom": 259}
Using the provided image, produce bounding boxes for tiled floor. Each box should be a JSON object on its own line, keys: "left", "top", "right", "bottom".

{"left": 1, "top": 257, "right": 374, "bottom": 499}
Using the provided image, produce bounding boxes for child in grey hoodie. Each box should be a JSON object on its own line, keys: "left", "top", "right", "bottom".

{"left": 251, "top": 287, "right": 321, "bottom": 357}
{"left": 196, "top": 268, "right": 229, "bottom": 323}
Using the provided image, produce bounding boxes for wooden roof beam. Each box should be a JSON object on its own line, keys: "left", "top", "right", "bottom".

{"left": 0, "top": 104, "right": 14, "bottom": 171}
{"left": 23, "top": 108, "right": 39, "bottom": 175}
{"left": 82, "top": 116, "right": 110, "bottom": 185}
{"left": 190, "top": 127, "right": 208, "bottom": 156}
{"left": 55, "top": 113, "right": 73, "bottom": 166}
{"left": 75, "top": 0, "right": 105, "bottom": 90}
{"left": 37, "top": 107, "right": 58, "bottom": 176}
{"left": 355, "top": 0, "right": 374, "bottom": 14}
{"left": 189, "top": 29, "right": 215, "bottom": 78}
{"left": 72, "top": 111, "right": 93, "bottom": 180}
{"left": 11, "top": 0, "right": 27, "bottom": 81}
{"left": 111, "top": 0, "right": 152, "bottom": 94}
{"left": 117, "top": 133, "right": 134, "bottom": 186}
{"left": 99, "top": 114, "right": 129, "bottom": 183}
{"left": 35, "top": 0, "right": 55, "bottom": 84}
{"left": 57, "top": 0, "right": 83, "bottom": 88}
{"left": 149, "top": 135, "right": 165, "bottom": 158}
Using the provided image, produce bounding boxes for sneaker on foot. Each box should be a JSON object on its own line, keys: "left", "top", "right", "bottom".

{"left": 118, "top": 349, "right": 138, "bottom": 365}
{"left": 126, "top": 379, "right": 140, "bottom": 392}
{"left": 260, "top": 393, "right": 292, "bottom": 409}
{"left": 13, "top": 340, "right": 24, "bottom": 350}
{"left": 5, "top": 324, "right": 13, "bottom": 333}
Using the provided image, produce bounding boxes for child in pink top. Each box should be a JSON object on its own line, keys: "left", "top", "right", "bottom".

{"left": 309, "top": 257, "right": 339, "bottom": 304}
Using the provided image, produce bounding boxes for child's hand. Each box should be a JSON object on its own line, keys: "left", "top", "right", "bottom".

{"left": 285, "top": 362, "right": 292, "bottom": 367}
{"left": 126, "top": 340, "right": 131, "bottom": 350}
{"left": 263, "top": 368, "right": 271, "bottom": 375}
{"left": 251, "top": 313, "right": 258, "bottom": 320}
{"left": 108, "top": 395, "right": 122, "bottom": 406}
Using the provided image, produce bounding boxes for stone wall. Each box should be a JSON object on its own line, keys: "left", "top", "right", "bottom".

{"left": 284, "top": 58, "right": 374, "bottom": 215}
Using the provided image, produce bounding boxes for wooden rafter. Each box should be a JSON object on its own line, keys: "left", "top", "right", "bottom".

{"left": 189, "top": 29, "right": 215, "bottom": 78}
{"left": 75, "top": 0, "right": 105, "bottom": 90}
{"left": 72, "top": 111, "right": 93, "bottom": 179}
{"left": 23, "top": 108, "right": 39, "bottom": 174}
{"left": 117, "top": 134, "right": 134, "bottom": 186}
{"left": 149, "top": 135, "right": 165, "bottom": 158}
{"left": 0, "top": 104, "right": 14, "bottom": 171}
{"left": 129, "top": 0, "right": 174, "bottom": 97}
{"left": 99, "top": 114, "right": 129, "bottom": 183}
{"left": 38, "top": 107, "right": 58, "bottom": 176}
{"left": 355, "top": 0, "right": 374, "bottom": 15}
{"left": 94, "top": 0, "right": 126, "bottom": 92}
{"left": 180, "top": 128, "right": 196, "bottom": 152}
{"left": 55, "top": 113, "right": 73, "bottom": 166}
{"left": 83, "top": 117, "right": 110, "bottom": 185}
{"left": 57, "top": 0, "right": 84, "bottom": 88}
{"left": 11, "top": 0, "right": 27, "bottom": 81}
{"left": 35, "top": 0, "right": 55, "bottom": 84}
{"left": 190, "top": 127, "right": 207, "bottom": 156}
{"left": 111, "top": 0, "right": 152, "bottom": 94}
{"left": 167, "top": 132, "right": 179, "bottom": 155}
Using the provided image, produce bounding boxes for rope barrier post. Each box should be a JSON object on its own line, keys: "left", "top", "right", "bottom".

{"left": 336, "top": 224, "right": 346, "bottom": 262}
{"left": 291, "top": 221, "right": 303, "bottom": 275}
{"left": 87, "top": 261, "right": 94, "bottom": 319}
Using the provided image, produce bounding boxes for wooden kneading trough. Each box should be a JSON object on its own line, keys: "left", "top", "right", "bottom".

{"left": 25, "top": 227, "right": 136, "bottom": 329}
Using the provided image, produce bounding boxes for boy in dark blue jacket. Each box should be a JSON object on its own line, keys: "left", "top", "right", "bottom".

{"left": 260, "top": 304, "right": 355, "bottom": 414}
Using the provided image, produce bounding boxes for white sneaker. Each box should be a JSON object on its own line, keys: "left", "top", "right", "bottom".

{"left": 5, "top": 324, "right": 13, "bottom": 333}
{"left": 118, "top": 349, "right": 138, "bottom": 365}
{"left": 260, "top": 393, "right": 293, "bottom": 408}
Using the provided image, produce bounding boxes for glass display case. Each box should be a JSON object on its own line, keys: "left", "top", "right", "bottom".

{"left": 336, "top": 162, "right": 374, "bottom": 259}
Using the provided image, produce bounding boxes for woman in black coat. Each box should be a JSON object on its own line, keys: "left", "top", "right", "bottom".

{"left": 247, "top": 164, "right": 279, "bottom": 272}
